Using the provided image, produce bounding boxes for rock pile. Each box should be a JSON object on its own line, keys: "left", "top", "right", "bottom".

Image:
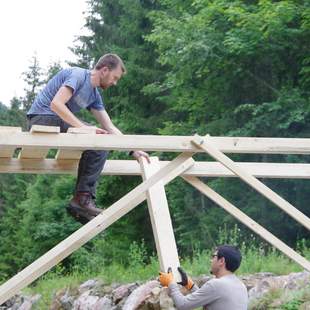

{"left": 1, "top": 271, "right": 309, "bottom": 309}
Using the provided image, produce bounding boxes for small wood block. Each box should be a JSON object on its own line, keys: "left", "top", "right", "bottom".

{"left": 55, "top": 149, "right": 83, "bottom": 160}
{"left": 30, "top": 125, "right": 60, "bottom": 133}
{"left": 0, "top": 126, "right": 22, "bottom": 132}
{"left": 18, "top": 147, "right": 49, "bottom": 159}
{"left": 67, "top": 127, "right": 97, "bottom": 134}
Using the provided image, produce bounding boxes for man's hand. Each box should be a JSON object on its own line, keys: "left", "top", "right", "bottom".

{"left": 83, "top": 125, "right": 108, "bottom": 134}
{"left": 159, "top": 267, "right": 174, "bottom": 287}
{"left": 132, "top": 150, "right": 150, "bottom": 163}
{"left": 95, "top": 127, "right": 109, "bottom": 134}
{"left": 177, "top": 267, "right": 194, "bottom": 290}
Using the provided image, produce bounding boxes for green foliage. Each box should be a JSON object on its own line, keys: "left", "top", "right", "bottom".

{"left": 1, "top": 0, "right": 310, "bottom": 283}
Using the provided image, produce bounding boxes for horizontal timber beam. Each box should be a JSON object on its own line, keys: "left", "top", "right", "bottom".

{"left": 2, "top": 132, "right": 310, "bottom": 154}
{"left": 2, "top": 159, "right": 310, "bottom": 179}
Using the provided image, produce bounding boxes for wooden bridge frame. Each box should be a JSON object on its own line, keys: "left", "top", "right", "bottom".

{"left": 0, "top": 125, "right": 310, "bottom": 304}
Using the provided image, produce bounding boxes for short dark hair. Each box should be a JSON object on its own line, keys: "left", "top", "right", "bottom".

{"left": 216, "top": 245, "right": 242, "bottom": 272}
{"left": 94, "top": 53, "right": 126, "bottom": 74}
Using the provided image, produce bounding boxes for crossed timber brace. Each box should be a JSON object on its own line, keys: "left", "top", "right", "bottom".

{"left": 0, "top": 126, "right": 309, "bottom": 304}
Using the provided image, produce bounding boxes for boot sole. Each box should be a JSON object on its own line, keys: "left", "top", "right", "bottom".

{"left": 66, "top": 205, "right": 94, "bottom": 224}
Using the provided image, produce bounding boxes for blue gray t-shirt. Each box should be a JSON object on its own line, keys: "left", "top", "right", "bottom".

{"left": 27, "top": 67, "right": 104, "bottom": 116}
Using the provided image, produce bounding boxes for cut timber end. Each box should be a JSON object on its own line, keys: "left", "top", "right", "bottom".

{"left": 30, "top": 125, "right": 60, "bottom": 133}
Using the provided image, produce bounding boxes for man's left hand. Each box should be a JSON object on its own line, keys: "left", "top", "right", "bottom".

{"left": 132, "top": 150, "right": 150, "bottom": 163}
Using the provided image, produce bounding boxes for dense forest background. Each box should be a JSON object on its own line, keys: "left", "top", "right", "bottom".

{"left": 0, "top": 0, "right": 309, "bottom": 282}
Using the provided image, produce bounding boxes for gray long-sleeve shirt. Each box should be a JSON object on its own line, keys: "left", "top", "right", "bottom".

{"left": 169, "top": 274, "right": 248, "bottom": 310}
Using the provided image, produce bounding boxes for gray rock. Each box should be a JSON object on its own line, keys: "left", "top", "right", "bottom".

{"left": 159, "top": 287, "right": 176, "bottom": 310}
{"left": 79, "top": 279, "right": 98, "bottom": 293}
{"left": 94, "top": 296, "right": 112, "bottom": 310}
{"left": 17, "top": 299, "right": 32, "bottom": 310}
{"left": 73, "top": 291, "right": 99, "bottom": 310}
{"left": 112, "top": 283, "right": 138, "bottom": 304}
{"left": 248, "top": 271, "right": 310, "bottom": 301}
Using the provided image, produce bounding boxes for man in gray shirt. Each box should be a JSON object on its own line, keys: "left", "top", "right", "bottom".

{"left": 159, "top": 245, "right": 248, "bottom": 310}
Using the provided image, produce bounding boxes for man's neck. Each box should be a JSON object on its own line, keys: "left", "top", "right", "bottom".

{"left": 215, "top": 269, "right": 233, "bottom": 278}
{"left": 90, "top": 69, "right": 99, "bottom": 87}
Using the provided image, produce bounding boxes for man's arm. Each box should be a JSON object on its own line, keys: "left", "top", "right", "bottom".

{"left": 51, "top": 86, "right": 106, "bottom": 133}
{"left": 169, "top": 281, "right": 219, "bottom": 310}
{"left": 91, "top": 108, "right": 150, "bottom": 162}
{"left": 91, "top": 108, "right": 123, "bottom": 134}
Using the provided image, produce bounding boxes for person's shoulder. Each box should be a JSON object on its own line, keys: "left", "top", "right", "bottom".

{"left": 70, "top": 67, "right": 88, "bottom": 75}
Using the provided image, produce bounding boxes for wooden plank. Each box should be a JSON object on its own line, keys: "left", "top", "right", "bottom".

{"left": 0, "top": 126, "right": 22, "bottom": 132}
{"left": 67, "top": 127, "right": 97, "bottom": 134}
{"left": 140, "top": 157, "right": 181, "bottom": 280}
{"left": 55, "top": 149, "right": 83, "bottom": 160}
{"left": 3, "top": 160, "right": 310, "bottom": 179}
{"left": 0, "top": 127, "right": 21, "bottom": 157}
{"left": 3, "top": 132, "right": 310, "bottom": 154}
{"left": 0, "top": 148, "right": 16, "bottom": 158}
{"left": 30, "top": 125, "right": 60, "bottom": 133}
{"left": 18, "top": 125, "right": 58, "bottom": 158}
{"left": 0, "top": 158, "right": 79, "bottom": 174}
{"left": 18, "top": 147, "right": 49, "bottom": 159}
{"left": 183, "top": 176, "right": 310, "bottom": 271}
{"left": 191, "top": 135, "right": 310, "bottom": 230}
{"left": 0, "top": 152, "right": 195, "bottom": 305}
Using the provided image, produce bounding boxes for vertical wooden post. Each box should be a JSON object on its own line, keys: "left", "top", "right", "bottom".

{"left": 140, "top": 157, "right": 181, "bottom": 281}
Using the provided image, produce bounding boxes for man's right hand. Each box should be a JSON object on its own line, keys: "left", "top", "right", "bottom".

{"left": 177, "top": 267, "right": 194, "bottom": 290}
{"left": 82, "top": 126, "right": 108, "bottom": 134}
{"left": 94, "top": 127, "right": 108, "bottom": 134}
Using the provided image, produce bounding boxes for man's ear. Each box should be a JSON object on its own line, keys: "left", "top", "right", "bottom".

{"left": 101, "top": 66, "right": 110, "bottom": 74}
{"left": 219, "top": 256, "right": 226, "bottom": 266}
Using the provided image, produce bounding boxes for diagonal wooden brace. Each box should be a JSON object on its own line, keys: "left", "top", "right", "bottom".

{"left": 183, "top": 176, "right": 310, "bottom": 271}
{"left": 0, "top": 152, "right": 194, "bottom": 305}
{"left": 191, "top": 135, "right": 310, "bottom": 230}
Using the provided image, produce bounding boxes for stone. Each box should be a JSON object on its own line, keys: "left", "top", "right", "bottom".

{"left": 94, "top": 296, "right": 113, "bottom": 310}
{"left": 112, "top": 283, "right": 138, "bottom": 303}
{"left": 73, "top": 291, "right": 99, "bottom": 310}
{"left": 79, "top": 279, "right": 98, "bottom": 293}
{"left": 159, "top": 287, "right": 176, "bottom": 310}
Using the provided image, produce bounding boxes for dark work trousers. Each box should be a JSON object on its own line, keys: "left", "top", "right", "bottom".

{"left": 27, "top": 114, "right": 108, "bottom": 198}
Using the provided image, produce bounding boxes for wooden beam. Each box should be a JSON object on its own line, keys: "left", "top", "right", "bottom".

{"left": 18, "top": 147, "right": 49, "bottom": 159}
{"left": 0, "top": 126, "right": 22, "bottom": 132}
{"left": 18, "top": 125, "right": 59, "bottom": 158}
{"left": 140, "top": 157, "right": 181, "bottom": 280}
{"left": 0, "top": 127, "right": 21, "bottom": 157}
{"left": 0, "top": 152, "right": 195, "bottom": 305}
{"left": 183, "top": 176, "right": 310, "bottom": 271}
{"left": 30, "top": 125, "right": 60, "bottom": 133}
{"left": 3, "top": 132, "right": 310, "bottom": 154}
{"left": 55, "top": 149, "right": 82, "bottom": 160}
{"left": 191, "top": 136, "right": 310, "bottom": 230}
{"left": 0, "top": 148, "right": 16, "bottom": 158}
{"left": 67, "top": 127, "right": 97, "bottom": 134}
{"left": 2, "top": 159, "right": 310, "bottom": 179}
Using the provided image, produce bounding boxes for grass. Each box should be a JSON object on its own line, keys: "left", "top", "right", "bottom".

{"left": 23, "top": 246, "right": 309, "bottom": 309}
{"left": 18, "top": 227, "right": 310, "bottom": 308}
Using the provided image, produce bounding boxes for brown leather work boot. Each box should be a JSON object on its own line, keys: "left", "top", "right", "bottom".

{"left": 67, "top": 192, "right": 102, "bottom": 224}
